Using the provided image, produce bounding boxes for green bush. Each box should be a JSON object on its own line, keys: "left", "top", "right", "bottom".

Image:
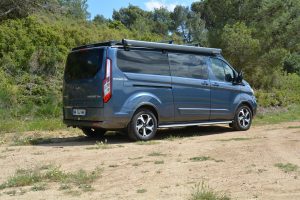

{"left": 0, "top": 14, "right": 165, "bottom": 123}
{"left": 256, "top": 73, "right": 300, "bottom": 107}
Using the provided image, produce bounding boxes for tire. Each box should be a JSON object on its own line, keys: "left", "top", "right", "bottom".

{"left": 81, "top": 128, "right": 106, "bottom": 138}
{"left": 232, "top": 105, "right": 253, "bottom": 131}
{"left": 128, "top": 109, "right": 158, "bottom": 141}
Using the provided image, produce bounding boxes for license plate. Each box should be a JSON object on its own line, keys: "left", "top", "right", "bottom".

{"left": 72, "top": 109, "right": 86, "bottom": 116}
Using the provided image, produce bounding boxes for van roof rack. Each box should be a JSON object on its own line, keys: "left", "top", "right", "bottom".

{"left": 122, "top": 39, "right": 221, "bottom": 54}
{"left": 72, "top": 39, "right": 222, "bottom": 54}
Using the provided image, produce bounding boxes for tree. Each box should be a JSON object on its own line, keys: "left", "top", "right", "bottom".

{"left": 0, "top": 0, "right": 50, "bottom": 21}
{"left": 170, "top": 5, "right": 207, "bottom": 44}
{"left": 58, "top": 0, "right": 90, "bottom": 19}
{"left": 170, "top": 5, "right": 190, "bottom": 42}
{"left": 93, "top": 14, "right": 108, "bottom": 25}
{"left": 191, "top": 0, "right": 263, "bottom": 47}
{"left": 186, "top": 12, "right": 208, "bottom": 46}
{"left": 283, "top": 53, "right": 300, "bottom": 75}
{"left": 112, "top": 5, "right": 151, "bottom": 29}
{"left": 221, "top": 22, "right": 260, "bottom": 70}
{"left": 254, "top": 0, "right": 300, "bottom": 52}
{"left": 152, "top": 8, "right": 171, "bottom": 35}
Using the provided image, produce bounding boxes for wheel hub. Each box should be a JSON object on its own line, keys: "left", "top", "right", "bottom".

{"left": 136, "top": 114, "right": 154, "bottom": 137}
{"left": 238, "top": 108, "right": 251, "bottom": 128}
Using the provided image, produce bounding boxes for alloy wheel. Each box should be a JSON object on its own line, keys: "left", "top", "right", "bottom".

{"left": 136, "top": 114, "right": 154, "bottom": 137}
{"left": 238, "top": 107, "right": 251, "bottom": 128}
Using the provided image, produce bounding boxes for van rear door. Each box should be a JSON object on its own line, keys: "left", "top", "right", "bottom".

{"left": 63, "top": 48, "right": 105, "bottom": 109}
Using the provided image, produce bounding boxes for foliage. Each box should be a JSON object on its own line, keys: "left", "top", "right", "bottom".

{"left": 192, "top": 0, "right": 300, "bottom": 91}
{"left": 0, "top": 0, "right": 51, "bottom": 21}
{"left": 0, "top": 165, "right": 102, "bottom": 191}
{"left": 189, "top": 182, "right": 230, "bottom": 200}
{"left": 0, "top": 14, "right": 164, "bottom": 123}
{"left": 221, "top": 22, "right": 260, "bottom": 75}
{"left": 254, "top": 104, "right": 300, "bottom": 125}
{"left": 274, "top": 163, "right": 299, "bottom": 173}
{"left": 256, "top": 73, "right": 300, "bottom": 107}
{"left": 58, "top": 0, "right": 90, "bottom": 19}
{"left": 0, "top": 0, "right": 299, "bottom": 132}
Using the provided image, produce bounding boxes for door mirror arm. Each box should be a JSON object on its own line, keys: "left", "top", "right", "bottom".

{"left": 234, "top": 70, "right": 243, "bottom": 84}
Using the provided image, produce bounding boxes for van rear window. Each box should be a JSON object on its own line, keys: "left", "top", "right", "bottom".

{"left": 65, "top": 49, "right": 104, "bottom": 81}
{"left": 117, "top": 49, "right": 170, "bottom": 76}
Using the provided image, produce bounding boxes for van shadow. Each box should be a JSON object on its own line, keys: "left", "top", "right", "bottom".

{"left": 37, "top": 125, "right": 232, "bottom": 147}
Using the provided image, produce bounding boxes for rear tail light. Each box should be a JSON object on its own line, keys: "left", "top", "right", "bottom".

{"left": 103, "top": 58, "right": 112, "bottom": 103}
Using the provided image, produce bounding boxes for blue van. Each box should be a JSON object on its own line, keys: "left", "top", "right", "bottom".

{"left": 63, "top": 39, "right": 257, "bottom": 141}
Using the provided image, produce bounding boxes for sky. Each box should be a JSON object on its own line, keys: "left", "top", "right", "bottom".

{"left": 87, "top": 0, "right": 198, "bottom": 19}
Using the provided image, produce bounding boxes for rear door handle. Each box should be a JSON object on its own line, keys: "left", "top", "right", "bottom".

{"left": 201, "top": 81, "right": 209, "bottom": 86}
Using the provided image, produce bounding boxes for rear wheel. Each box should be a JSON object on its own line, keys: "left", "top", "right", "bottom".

{"left": 232, "top": 105, "right": 252, "bottom": 131}
{"left": 128, "top": 109, "right": 158, "bottom": 141}
{"left": 81, "top": 128, "right": 106, "bottom": 138}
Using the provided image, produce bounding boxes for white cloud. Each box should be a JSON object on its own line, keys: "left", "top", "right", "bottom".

{"left": 145, "top": 0, "right": 177, "bottom": 11}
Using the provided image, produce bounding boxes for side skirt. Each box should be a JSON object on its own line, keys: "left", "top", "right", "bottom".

{"left": 158, "top": 121, "right": 233, "bottom": 128}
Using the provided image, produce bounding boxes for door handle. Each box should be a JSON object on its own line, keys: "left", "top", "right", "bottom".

{"left": 201, "top": 81, "right": 209, "bottom": 86}
{"left": 212, "top": 82, "right": 219, "bottom": 87}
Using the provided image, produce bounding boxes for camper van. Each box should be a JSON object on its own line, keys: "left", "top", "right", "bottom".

{"left": 63, "top": 39, "right": 257, "bottom": 141}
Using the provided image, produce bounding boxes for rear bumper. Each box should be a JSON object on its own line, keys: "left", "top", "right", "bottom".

{"left": 63, "top": 118, "right": 128, "bottom": 130}
{"left": 64, "top": 119, "right": 103, "bottom": 128}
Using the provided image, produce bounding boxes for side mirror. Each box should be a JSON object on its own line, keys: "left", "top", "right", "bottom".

{"left": 235, "top": 70, "right": 243, "bottom": 83}
{"left": 225, "top": 74, "right": 233, "bottom": 82}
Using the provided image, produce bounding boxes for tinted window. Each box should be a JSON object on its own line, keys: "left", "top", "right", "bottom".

{"left": 223, "top": 63, "right": 234, "bottom": 81}
{"left": 117, "top": 50, "right": 170, "bottom": 76}
{"left": 65, "top": 49, "right": 103, "bottom": 82}
{"left": 210, "top": 58, "right": 234, "bottom": 82}
{"left": 169, "top": 53, "right": 209, "bottom": 80}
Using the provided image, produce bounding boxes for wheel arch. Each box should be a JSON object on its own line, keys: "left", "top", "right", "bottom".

{"left": 237, "top": 101, "right": 254, "bottom": 116}
{"left": 133, "top": 104, "right": 159, "bottom": 123}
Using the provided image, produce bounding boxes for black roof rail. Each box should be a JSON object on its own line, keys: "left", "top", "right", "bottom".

{"left": 71, "top": 39, "right": 221, "bottom": 54}
{"left": 72, "top": 40, "right": 122, "bottom": 51}
{"left": 122, "top": 39, "right": 221, "bottom": 54}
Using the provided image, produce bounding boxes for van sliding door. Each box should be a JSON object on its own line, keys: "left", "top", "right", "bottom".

{"left": 169, "top": 53, "right": 211, "bottom": 122}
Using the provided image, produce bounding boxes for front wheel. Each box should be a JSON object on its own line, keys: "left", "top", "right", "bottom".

{"left": 232, "top": 105, "right": 252, "bottom": 131}
{"left": 128, "top": 109, "right": 158, "bottom": 141}
{"left": 81, "top": 128, "right": 106, "bottom": 138}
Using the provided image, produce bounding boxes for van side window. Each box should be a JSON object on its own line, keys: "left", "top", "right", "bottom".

{"left": 210, "top": 58, "right": 234, "bottom": 82}
{"left": 117, "top": 50, "right": 170, "bottom": 76}
{"left": 169, "top": 53, "right": 209, "bottom": 80}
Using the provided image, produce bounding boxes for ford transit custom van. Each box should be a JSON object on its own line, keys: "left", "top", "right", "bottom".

{"left": 63, "top": 39, "right": 257, "bottom": 141}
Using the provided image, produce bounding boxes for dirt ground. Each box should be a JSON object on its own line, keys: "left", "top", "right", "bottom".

{"left": 0, "top": 122, "right": 299, "bottom": 200}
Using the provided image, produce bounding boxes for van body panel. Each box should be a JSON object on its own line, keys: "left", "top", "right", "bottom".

{"left": 208, "top": 56, "right": 242, "bottom": 120}
{"left": 171, "top": 76, "right": 211, "bottom": 121}
{"left": 209, "top": 81, "right": 241, "bottom": 120}
{"left": 168, "top": 52, "right": 211, "bottom": 122}
{"left": 238, "top": 81, "right": 257, "bottom": 115}
{"left": 121, "top": 72, "right": 174, "bottom": 123}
